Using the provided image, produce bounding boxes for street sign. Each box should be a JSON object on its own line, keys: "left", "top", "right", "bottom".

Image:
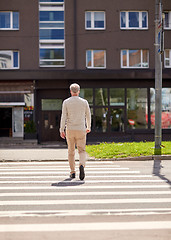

{"left": 158, "top": 2, "right": 164, "bottom": 54}
{"left": 158, "top": 31, "right": 164, "bottom": 54}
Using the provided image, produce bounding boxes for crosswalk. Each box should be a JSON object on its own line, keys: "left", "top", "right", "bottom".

{"left": 0, "top": 161, "right": 171, "bottom": 236}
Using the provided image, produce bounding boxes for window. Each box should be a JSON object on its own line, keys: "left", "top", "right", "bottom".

{"left": 39, "top": 29, "right": 64, "bottom": 40}
{"left": 0, "top": 11, "right": 19, "bottom": 30}
{"left": 95, "top": 108, "right": 108, "bottom": 132}
{"left": 120, "top": 11, "right": 148, "bottom": 29}
{"left": 86, "top": 50, "right": 106, "bottom": 68}
{"left": 85, "top": 11, "right": 105, "bottom": 29}
{"left": 39, "top": 48, "right": 64, "bottom": 66}
{"left": 121, "top": 49, "right": 149, "bottom": 68}
{"left": 39, "top": 11, "right": 64, "bottom": 22}
{"left": 80, "top": 88, "right": 93, "bottom": 106}
{"left": 95, "top": 88, "right": 108, "bottom": 106}
{"left": 39, "top": 0, "right": 65, "bottom": 67}
{"left": 164, "top": 49, "right": 171, "bottom": 68}
{"left": 150, "top": 88, "right": 171, "bottom": 129}
{"left": 110, "top": 88, "right": 125, "bottom": 106}
{"left": 164, "top": 12, "right": 171, "bottom": 29}
{"left": 42, "top": 99, "right": 62, "bottom": 111}
{"left": 127, "top": 88, "right": 148, "bottom": 129}
{"left": 0, "top": 51, "right": 19, "bottom": 69}
{"left": 40, "top": 0, "right": 64, "bottom": 2}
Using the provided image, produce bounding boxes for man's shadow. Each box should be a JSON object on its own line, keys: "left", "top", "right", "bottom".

{"left": 153, "top": 159, "right": 171, "bottom": 189}
{"left": 51, "top": 177, "right": 85, "bottom": 187}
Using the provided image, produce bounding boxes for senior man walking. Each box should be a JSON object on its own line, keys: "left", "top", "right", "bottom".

{"left": 60, "top": 83, "right": 91, "bottom": 180}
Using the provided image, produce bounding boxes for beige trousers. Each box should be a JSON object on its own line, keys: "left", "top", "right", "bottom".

{"left": 66, "top": 129, "right": 87, "bottom": 174}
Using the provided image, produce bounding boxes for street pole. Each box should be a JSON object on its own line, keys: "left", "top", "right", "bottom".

{"left": 154, "top": 0, "right": 163, "bottom": 155}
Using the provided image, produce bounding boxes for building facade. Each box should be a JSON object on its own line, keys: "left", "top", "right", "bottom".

{"left": 0, "top": 0, "right": 171, "bottom": 142}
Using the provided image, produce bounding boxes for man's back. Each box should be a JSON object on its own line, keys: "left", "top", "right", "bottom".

{"left": 60, "top": 96, "right": 91, "bottom": 132}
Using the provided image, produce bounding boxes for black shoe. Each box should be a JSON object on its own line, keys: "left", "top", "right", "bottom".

{"left": 79, "top": 165, "right": 85, "bottom": 180}
{"left": 70, "top": 173, "right": 75, "bottom": 178}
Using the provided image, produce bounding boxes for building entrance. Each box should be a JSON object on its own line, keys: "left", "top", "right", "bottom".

{"left": 41, "top": 110, "right": 61, "bottom": 141}
{"left": 0, "top": 108, "right": 12, "bottom": 137}
{"left": 37, "top": 87, "right": 69, "bottom": 142}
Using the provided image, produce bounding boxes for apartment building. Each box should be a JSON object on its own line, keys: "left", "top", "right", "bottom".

{"left": 0, "top": 0, "right": 171, "bottom": 142}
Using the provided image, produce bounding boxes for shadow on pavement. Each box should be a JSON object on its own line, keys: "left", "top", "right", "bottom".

{"left": 153, "top": 160, "right": 171, "bottom": 189}
{"left": 51, "top": 178, "right": 85, "bottom": 187}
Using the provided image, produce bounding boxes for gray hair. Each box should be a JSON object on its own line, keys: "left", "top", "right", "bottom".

{"left": 70, "top": 83, "right": 80, "bottom": 93}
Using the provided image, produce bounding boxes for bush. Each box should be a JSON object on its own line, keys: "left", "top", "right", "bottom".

{"left": 25, "top": 120, "right": 36, "bottom": 133}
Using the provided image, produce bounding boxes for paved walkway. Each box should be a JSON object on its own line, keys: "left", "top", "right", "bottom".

{"left": 0, "top": 148, "right": 77, "bottom": 161}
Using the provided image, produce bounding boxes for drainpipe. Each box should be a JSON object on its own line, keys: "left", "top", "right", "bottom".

{"left": 74, "top": 0, "right": 77, "bottom": 70}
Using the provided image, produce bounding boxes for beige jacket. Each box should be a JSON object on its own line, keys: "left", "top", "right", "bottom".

{"left": 60, "top": 96, "right": 91, "bottom": 132}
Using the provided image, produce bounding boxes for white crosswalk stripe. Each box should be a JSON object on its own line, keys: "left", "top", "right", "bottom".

{"left": 0, "top": 191, "right": 171, "bottom": 197}
{"left": 0, "top": 161, "right": 170, "bottom": 234}
{"left": 1, "top": 198, "right": 171, "bottom": 206}
{"left": 0, "top": 185, "right": 170, "bottom": 189}
{"left": 0, "top": 221, "right": 171, "bottom": 232}
{"left": 1, "top": 208, "right": 171, "bottom": 217}
{"left": 0, "top": 179, "right": 166, "bottom": 184}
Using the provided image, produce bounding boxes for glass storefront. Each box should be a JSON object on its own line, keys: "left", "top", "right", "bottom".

{"left": 80, "top": 88, "right": 125, "bottom": 133}
{"left": 95, "top": 108, "right": 108, "bottom": 132}
{"left": 80, "top": 87, "right": 171, "bottom": 133}
{"left": 110, "top": 108, "right": 124, "bottom": 132}
{"left": 150, "top": 88, "right": 171, "bottom": 129}
{"left": 127, "top": 88, "right": 148, "bottom": 129}
{"left": 95, "top": 88, "right": 108, "bottom": 106}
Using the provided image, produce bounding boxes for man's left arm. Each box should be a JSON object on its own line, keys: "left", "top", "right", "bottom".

{"left": 85, "top": 101, "right": 91, "bottom": 133}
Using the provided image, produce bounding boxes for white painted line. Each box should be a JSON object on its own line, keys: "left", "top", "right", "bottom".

{"left": 0, "top": 163, "right": 69, "bottom": 166}
{"left": 0, "top": 221, "right": 171, "bottom": 232}
{"left": 0, "top": 171, "right": 140, "bottom": 176}
{"left": 0, "top": 185, "right": 169, "bottom": 190}
{"left": 0, "top": 191, "right": 171, "bottom": 197}
{"left": 0, "top": 179, "right": 166, "bottom": 184}
{"left": 0, "top": 174, "right": 150, "bottom": 179}
{"left": 0, "top": 208, "right": 171, "bottom": 217}
{"left": 0, "top": 161, "right": 119, "bottom": 165}
{"left": 114, "top": 212, "right": 171, "bottom": 216}
{"left": 0, "top": 167, "right": 124, "bottom": 171}
{"left": 1, "top": 198, "right": 171, "bottom": 205}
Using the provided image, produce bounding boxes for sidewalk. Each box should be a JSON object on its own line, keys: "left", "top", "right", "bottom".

{"left": 0, "top": 148, "right": 78, "bottom": 161}
{"left": 0, "top": 148, "right": 171, "bottom": 161}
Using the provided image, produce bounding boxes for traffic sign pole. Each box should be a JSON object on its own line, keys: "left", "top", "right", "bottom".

{"left": 154, "top": 0, "right": 163, "bottom": 155}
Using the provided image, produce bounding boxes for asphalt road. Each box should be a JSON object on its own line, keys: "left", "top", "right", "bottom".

{"left": 0, "top": 160, "right": 171, "bottom": 240}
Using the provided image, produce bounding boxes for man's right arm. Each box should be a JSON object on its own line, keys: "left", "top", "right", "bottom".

{"left": 60, "top": 101, "right": 67, "bottom": 138}
{"left": 85, "top": 101, "right": 91, "bottom": 133}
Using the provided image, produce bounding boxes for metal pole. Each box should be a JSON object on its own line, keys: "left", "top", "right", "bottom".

{"left": 154, "top": 0, "right": 162, "bottom": 155}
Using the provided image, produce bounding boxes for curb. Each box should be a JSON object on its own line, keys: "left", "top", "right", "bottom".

{"left": 89, "top": 155, "right": 171, "bottom": 161}
{"left": 1, "top": 155, "right": 171, "bottom": 162}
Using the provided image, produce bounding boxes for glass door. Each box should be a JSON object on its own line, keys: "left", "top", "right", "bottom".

{"left": 12, "top": 107, "right": 24, "bottom": 137}
{"left": 110, "top": 108, "right": 124, "bottom": 132}
{"left": 41, "top": 98, "right": 63, "bottom": 141}
{"left": 42, "top": 111, "right": 61, "bottom": 141}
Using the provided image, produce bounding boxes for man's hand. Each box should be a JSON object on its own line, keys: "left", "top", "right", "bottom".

{"left": 60, "top": 132, "right": 66, "bottom": 139}
{"left": 86, "top": 129, "right": 91, "bottom": 134}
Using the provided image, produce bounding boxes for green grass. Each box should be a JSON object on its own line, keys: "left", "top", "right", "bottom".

{"left": 86, "top": 141, "right": 171, "bottom": 159}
